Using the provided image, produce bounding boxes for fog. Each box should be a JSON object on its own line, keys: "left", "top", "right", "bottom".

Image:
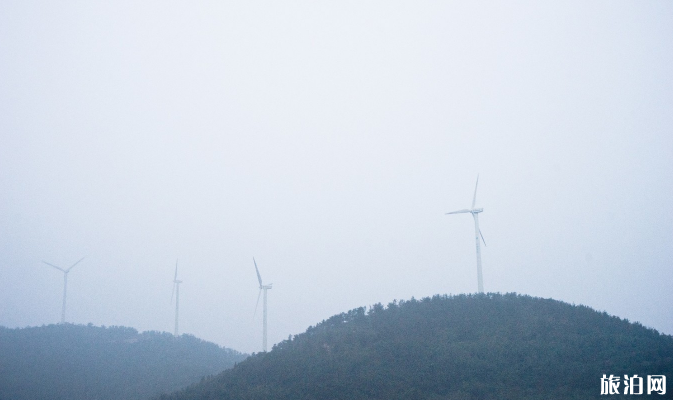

{"left": 1, "top": 1, "right": 671, "bottom": 354}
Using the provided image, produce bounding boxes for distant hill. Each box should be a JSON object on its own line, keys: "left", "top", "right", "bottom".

{"left": 160, "top": 293, "right": 673, "bottom": 400}
{"left": 0, "top": 324, "right": 247, "bottom": 400}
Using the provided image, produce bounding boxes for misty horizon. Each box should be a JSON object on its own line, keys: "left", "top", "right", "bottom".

{"left": 1, "top": 1, "right": 671, "bottom": 355}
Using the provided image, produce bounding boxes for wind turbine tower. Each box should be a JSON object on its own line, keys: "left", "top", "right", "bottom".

{"left": 171, "top": 260, "right": 183, "bottom": 337}
{"left": 42, "top": 257, "right": 85, "bottom": 324}
{"left": 253, "top": 258, "right": 272, "bottom": 352}
{"left": 446, "top": 176, "right": 487, "bottom": 293}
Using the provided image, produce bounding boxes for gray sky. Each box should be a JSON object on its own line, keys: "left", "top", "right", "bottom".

{"left": 1, "top": 1, "right": 672, "bottom": 354}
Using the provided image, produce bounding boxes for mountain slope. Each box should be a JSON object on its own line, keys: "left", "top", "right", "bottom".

{"left": 0, "top": 324, "right": 247, "bottom": 400}
{"left": 161, "top": 293, "right": 672, "bottom": 400}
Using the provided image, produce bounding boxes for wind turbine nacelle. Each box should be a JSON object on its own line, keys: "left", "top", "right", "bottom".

{"left": 472, "top": 208, "right": 483, "bottom": 213}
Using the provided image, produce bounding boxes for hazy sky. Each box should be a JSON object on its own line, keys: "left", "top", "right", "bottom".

{"left": 1, "top": 1, "right": 672, "bottom": 354}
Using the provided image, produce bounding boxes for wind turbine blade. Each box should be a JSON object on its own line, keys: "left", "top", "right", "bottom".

{"left": 445, "top": 209, "right": 471, "bottom": 215}
{"left": 66, "top": 257, "right": 85, "bottom": 272}
{"left": 170, "top": 283, "right": 176, "bottom": 304}
{"left": 253, "top": 258, "right": 263, "bottom": 287}
{"left": 479, "top": 229, "right": 486, "bottom": 246}
{"left": 472, "top": 175, "right": 479, "bottom": 209}
{"left": 253, "top": 288, "right": 262, "bottom": 318}
{"left": 42, "top": 261, "right": 65, "bottom": 272}
{"left": 174, "top": 259, "right": 178, "bottom": 281}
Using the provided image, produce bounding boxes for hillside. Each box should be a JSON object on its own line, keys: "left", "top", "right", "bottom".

{"left": 160, "top": 293, "right": 673, "bottom": 400}
{"left": 0, "top": 324, "right": 247, "bottom": 400}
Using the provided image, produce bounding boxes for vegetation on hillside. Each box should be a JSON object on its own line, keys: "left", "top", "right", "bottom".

{"left": 0, "top": 324, "right": 247, "bottom": 400}
{"left": 161, "top": 293, "right": 673, "bottom": 400}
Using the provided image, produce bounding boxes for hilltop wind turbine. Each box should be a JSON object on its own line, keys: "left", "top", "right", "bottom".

{"left": 42, "top": 257, "right": 85, "bottom": 324}
{"left": 253, "top": 257, "right": 272, "bottom": 352}
{"left": 170, "top": 259, "right": 183, "bottom": 337}
{"left": 446, "top": 175, "right": 487, "bottom": 293}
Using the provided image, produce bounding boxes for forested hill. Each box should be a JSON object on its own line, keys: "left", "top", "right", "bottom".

{"left": 0, "top": 324, "right": 247, "bottom": 400}
{"left": 161, "top": 293, "right": 673, "bottom": 400}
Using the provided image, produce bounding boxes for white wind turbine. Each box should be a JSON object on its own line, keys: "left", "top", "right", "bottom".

{"left": 42, "top": 257, "right": 85, "bottom": 324}
{"left": 170, "top": 259, "right": 183, "bottom": 337}
{"left": 446, "top": 176, "right": 487, "bottom": 293}
{"left": 253, "top": 257, "right": 272, "bottom": 352}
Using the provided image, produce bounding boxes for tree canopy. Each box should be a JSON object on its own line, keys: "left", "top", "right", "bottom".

{"left": 0, "top": 324, "right": 246, "bottom": 400}
{"left": 161, "top": 293, "right": 672, "bottom": 400}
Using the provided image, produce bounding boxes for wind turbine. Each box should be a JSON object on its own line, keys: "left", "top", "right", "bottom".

{"left": 446, "top": 175, "right": 487, "bottom": 293}
{"left": 42, "top": 257, "right": 85, "bottom": 324}
{"left": 170, "top": 259, "right": 183, "bottom": 337}
{"left": 253, "top": 257, "right": 272, "bottom": 352}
